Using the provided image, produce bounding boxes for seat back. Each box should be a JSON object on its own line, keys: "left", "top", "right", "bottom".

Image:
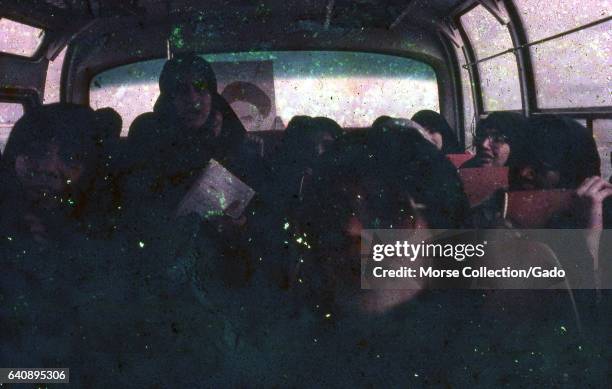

{"left": 506, "top": 189, "right": 574, "bottom": 228}
{"left": 458, "top": 167, "right": 509, "bottom": 206}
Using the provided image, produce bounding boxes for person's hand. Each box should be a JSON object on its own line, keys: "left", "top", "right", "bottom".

{"left": 576, "top": 176, "right": 612, "bottom": 229}
{"left": 575, "top": 177, "right": 612, "bottom": 280}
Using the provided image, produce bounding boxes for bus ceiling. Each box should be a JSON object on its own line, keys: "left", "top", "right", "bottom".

{"left": 0, "top": 0, "right": 610, "bottom": 125}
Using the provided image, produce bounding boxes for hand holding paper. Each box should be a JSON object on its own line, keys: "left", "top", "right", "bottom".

{"left": 176, "top": 159, "right": 256, "bottom": 220}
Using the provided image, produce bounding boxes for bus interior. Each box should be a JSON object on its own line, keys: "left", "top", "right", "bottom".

{"left": 0, "top": 0, "right": 611, "bottom": 387}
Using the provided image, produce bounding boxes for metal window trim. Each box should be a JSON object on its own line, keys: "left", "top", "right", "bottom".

{"left": 437, "top": 25, "right": 467, "bottom": 147}
{"left": 503, "top": 0, "right": 536, "bottom": 117}
{"left": 454, "top": 7, "right": 485, "bottom": 123}
{"left": 459, "top": 15, "right": 612, "bottom": 69}
{"left": 0, "top": 88, "right": 40, "bottom": 114}
{"left": 531, "top": 108, "right": 612, "bottom": 119}
{"left": 451, "top": 0, "right": 612, "bottom": 122}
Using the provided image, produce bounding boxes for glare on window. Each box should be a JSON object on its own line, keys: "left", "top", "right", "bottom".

{"left": 514, "top": 0, "right": 611, "bottom": 42}
{"left": 460, "top": 6, "right": 522, "bottom": 111}
{"left": 0, "top": 18, "right": 44, "bottom": 57}
{"left": 477, "top": 54, "right": 523, "bottom": 111}
{"left": 90, "top": 51, "right": 439, "bottom": 135}
{"left": 529, "top": 21, "right": 612, "bottom": 108}
{"left": 460, "top": 5, "right": 514, "bottom": 59}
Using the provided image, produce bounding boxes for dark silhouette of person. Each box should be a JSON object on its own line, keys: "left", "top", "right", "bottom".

{"left": 295, "top": 123, "right": 469, "bottom": 313}
{"left": 188, "top": 124, "right": 470, "bottom": 386}
{"left": 248, "top": 116, "right": 344, "bottom": 288}
{"left": 511, "top": 116, "right": 600, "bottom": 191}
{"left": 468, "top": 116, "right": 609, "bottom": 288}
{"left": 471, "top": 116, "right": 604, "bottom": 228}
{"left": 0, "top": 103, "right": 110, "bottom": 241}
{"left": 371, "top": 115, "right": 439, "bottom": 148}
{"left": 125, "top": 53, "right": 265, "bottom": 213}
{"left": 371, "top": 115, "right": 392, "bottom": 128}
{"left": 263, "top": 115, "right": 344, "bottom": 233}
{"left": 512, "top": 117, "right": 609, "bottom": 277}
{"left": 411, "top": 109, "right": 461, "bottom": 154}
{"left": 0, "top": 103, "right": 133, "bottom": 387}
{"left": 275, "top": 115, "right": 343, "bottom": 184}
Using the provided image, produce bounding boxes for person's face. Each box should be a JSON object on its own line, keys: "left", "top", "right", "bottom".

{"left": 15, "top": 143, "right": 86, "bottom": 210}
{"left": 231, "top": 101, "right": 265, "bottom": 131}
{"left": 512, "top": 165, "right": 561, "bottom": 190}
{"left": 172, "top": 74, "right": 212, "bottom": 130}
{"left": 474, "top": 128, "right": 510, "bottom": 167}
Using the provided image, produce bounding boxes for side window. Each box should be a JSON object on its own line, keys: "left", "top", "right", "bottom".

{"left": 514, "top": 0, "right": 611, "bottom": 109}
{"left": 454, "top": 45, "right": 476, "bottom": 149}
{"left": 513, "top": 0, "right": 611, "bottom": 178}
{"left": 90, "top": 60, "right": 166, "bottom": 136}
{"left": 0, "top": 18, "right": 44, "bottom": 57}
{"left": 44, "top": 46, "right": 68, "bottom": 104}
{"left": 90, "top": 51, "right": 439, "bottom": 135}
{"left": 459, "top": 5, "right": 522, "bottom": 112}
{"left": 0, "top": 102, "right": 25, "bottom": 152}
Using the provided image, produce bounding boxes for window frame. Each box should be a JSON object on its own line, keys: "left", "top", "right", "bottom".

{"left": 0, "top": 89, "right": 40, "bottom": 108}
{"left": 454, "top": 2, "right": 525, "bottom": 116}
{"left": 447, "top": 0, "right": 612, "bottom": 121}
{"left": 438, "top": 26, "right": 470, "bottom": 147}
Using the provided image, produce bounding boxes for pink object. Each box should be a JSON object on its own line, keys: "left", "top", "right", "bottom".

{"left": 458, "top": 167, "right": 509, "bottom": 206}
{"left": 506, "top": 190, "right": 574, "bottom": 228}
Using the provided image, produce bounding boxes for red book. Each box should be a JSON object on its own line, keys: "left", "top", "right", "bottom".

{"left": 446, "top": 153, "right": 474, "bottom": 168}
{"left": 506, "top": 190, "right": 574, "bottom": 228}
{"left": 458, "top": 167, "right": 509, "bottom": 206}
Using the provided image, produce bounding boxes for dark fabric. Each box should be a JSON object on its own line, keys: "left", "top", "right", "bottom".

{"left": 412, "top": 109, "right": 462, "bottom": 154}
{"left": 127, "top": 54, "right": 247, "bottom": 179}
{"left": 159, "top": 53, "right": 218, "bottom": 95}
{"left": 518, "top": 117, "right": 601, "bottom": 189}
{"left": 475, "top": 112, "right": 527, "bottom": 148}
{"left": 0, "top": 213, "right": 229, "bottom": 387}
{"left": 0, "top": 104, "right": 112, "bottom": 235}
{"left": 124, "top": 92, "right": 265, "bottom": 214}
